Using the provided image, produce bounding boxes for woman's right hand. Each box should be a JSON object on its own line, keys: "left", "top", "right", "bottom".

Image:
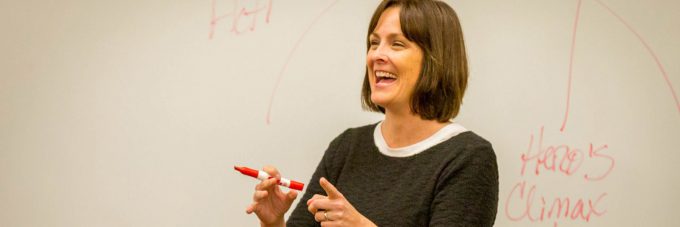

{"left": 245, "top": 166, "right": 299, "bottom": 227}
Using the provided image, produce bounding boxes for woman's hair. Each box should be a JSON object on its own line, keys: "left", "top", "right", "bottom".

{"left": 361, "top": 0, "right": 468, "bottom": 123}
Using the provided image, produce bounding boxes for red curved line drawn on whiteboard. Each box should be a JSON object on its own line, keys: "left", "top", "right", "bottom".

{"left": 592, "top": 0, "right": 680, "bottom": 113}
{"left": 265, "top": 0, "right": 340, "bottom": 124}
{"left": 560, "top": 0, "right": 583, "bottom": 132}
{"left": 560, "top": 0, "right": 680, "bottom": 132}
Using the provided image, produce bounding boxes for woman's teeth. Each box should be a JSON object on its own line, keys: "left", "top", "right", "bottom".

{"left": 376, "top": 71, "right": 396, "bottom": 79}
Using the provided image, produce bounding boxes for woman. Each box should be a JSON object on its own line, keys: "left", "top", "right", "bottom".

{"left": 245, "top": 0, "right": 498, "bottom": 226}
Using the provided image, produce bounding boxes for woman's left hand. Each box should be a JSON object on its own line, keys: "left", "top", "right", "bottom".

{"left": 306, "top": 177, "right": 377, "bottom": 227}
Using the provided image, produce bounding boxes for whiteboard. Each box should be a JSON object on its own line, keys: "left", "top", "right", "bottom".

{"left": 1, "top": 0, "right": 678, "bottom": 226}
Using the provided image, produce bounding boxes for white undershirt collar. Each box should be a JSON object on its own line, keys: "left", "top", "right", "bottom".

{"left": 373, "top": 121, "right": 468, "bottom": 158}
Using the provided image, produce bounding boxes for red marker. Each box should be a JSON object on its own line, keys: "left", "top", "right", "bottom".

{"left": 234, "top": 166, "right": 305, "bottom": 191}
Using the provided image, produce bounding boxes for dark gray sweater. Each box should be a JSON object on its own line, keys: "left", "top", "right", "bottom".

{"left": 287, "top": 123, "right": 498, "bottom": 226}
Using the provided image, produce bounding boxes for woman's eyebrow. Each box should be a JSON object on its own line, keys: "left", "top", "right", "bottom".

{"left": 369, "top": 32, "right": 405, "bottom": 39}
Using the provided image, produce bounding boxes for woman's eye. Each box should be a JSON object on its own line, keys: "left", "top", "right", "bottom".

{"left": 393, "top": 41, "right": 405, "bottom": 47}
{"left": 369, "top": 40, "right": 379, "bottom": 46}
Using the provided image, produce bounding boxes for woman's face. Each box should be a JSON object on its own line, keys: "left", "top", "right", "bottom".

{"left": 366, "top": 6, "right": 424, "bottom": 113}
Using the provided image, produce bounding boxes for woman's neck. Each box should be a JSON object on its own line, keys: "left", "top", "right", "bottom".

{"left": 381, "top": 110, "right": 449, "bottom": 148}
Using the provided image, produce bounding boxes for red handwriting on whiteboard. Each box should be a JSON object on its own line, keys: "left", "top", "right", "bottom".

{"left": 520, "top": 126, "right": 615, "bottom": 181}
{"left": 209, "top": 0, "right": 273, "bottom": 39}
{"left": 505, "top": 181, "right": 608, "bottom": 226}
{"left": 507, "top": 126, "right": 616, "bottom": 226}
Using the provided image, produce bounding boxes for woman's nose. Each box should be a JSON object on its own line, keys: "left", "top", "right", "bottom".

{"left": 370, "top": 46, "right": 388, "bottom": 63}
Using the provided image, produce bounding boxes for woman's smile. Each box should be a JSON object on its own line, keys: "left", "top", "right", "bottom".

{"left": 374, "top": 70, "right": 398, "bottom": 88}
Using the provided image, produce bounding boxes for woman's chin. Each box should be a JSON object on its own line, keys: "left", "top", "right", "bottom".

{"left": 370, "top": 96, "right": 390, "bottom": 108}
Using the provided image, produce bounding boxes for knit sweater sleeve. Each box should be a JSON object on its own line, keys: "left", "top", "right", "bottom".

{"left": 286, "top": 129, "right": 350, "bottom": 227}
{"left": 429, "top": 139, "right": 499, "bottom": 227}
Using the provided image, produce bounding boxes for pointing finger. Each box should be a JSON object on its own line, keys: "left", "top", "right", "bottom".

{"left": 319, "top": 177, "right": 343, "bottom": 199}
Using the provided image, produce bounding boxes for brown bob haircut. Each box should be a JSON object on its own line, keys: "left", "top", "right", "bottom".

{"left": 361, "top": 0, "right": 468, "bottom": 123}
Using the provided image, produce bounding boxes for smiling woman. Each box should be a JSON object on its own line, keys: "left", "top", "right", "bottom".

{"left": 243, "top": 1, "right": 498, "bottom": 226}
{"left": 365, "top": 6, "right": 424, "bottom": 116}
{"left": 362, "top": 0, "right": 468, "bottom": 124}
